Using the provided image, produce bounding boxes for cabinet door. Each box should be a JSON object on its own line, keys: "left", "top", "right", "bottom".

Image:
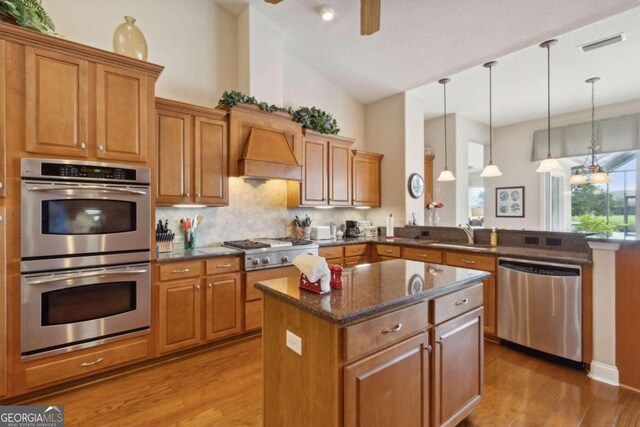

{"left": 194, "top": 117, "right": 228, "bottom": 206}
{"left": 96, "top": 65, "right": 148, "bottom": 163}
{"left": 156, "top": 109, "right": 191, "bottom": 204}
{"left": 483, "top": 274, "right": 497, "bottom": 336}
{"left": 0, "top": 41, "right": 5, "bottom": 197}
{"left": 352, "top": 154, "right": 381, "bottom": 207}
{"left": 158, "top": 279, "right": 202, "bottom": 354}
{"left": 0, "top": 207, "right": 5, "bottom": 397}
{"left": 302, "top": 138, "right": 327, "bottom": 205}
{"left": 204, "top": 273, "right": 242, "bottom": 341}
{"left": 433, "top": 307, "right": 483, "bottom": 427}
{"left": 25, "top": 47, "right": 88, "bottom": 157}
{"left": 328, "top": 142, "right": 351, "bottom": 206}
{"left": 344, "top": 332, "right": 429, "bottom": 427}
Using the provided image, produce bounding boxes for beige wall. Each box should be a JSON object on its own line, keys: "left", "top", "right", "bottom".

{"left": 43, "top": 0, "right": 238, "bottom": 107}
{"left": 404, "top": 92, "right": 426, "bottom": 225}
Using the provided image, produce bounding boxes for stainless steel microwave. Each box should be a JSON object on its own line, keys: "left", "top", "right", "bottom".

{"left": 21, "top": 158, "right": 151, "bottom": 263}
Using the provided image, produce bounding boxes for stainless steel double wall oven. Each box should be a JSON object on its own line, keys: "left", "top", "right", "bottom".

{"left": 20, "top": 158, "right": 152, "bottom": 358}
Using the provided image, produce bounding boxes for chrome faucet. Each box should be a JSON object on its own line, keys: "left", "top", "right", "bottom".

{"left": 459, "top": 223, "right": 474, "bottom": 244}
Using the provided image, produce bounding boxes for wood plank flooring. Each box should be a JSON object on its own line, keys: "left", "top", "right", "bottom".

{"left": 23, "top": 337, "right": 640, "bottom": 426}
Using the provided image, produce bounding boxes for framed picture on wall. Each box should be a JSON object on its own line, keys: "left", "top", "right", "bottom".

{"left": 496, "top": 186, "right": 525, "bottom": 218}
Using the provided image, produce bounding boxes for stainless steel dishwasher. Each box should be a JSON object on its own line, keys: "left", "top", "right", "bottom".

{"left": 497, "top": 258, "right": 582, "bottom": 362}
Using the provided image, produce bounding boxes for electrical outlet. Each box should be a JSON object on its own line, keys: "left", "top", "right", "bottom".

{"left": 286, "top": 330, "right": 302, "bottom": 355}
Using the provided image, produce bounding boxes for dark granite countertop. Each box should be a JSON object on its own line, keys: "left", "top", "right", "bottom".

{"left": 255, "top": 259, "right": 489, "bottom": 325}
{"left": 585, "top": 232, "right": 639, "bottom": 245}
{"left": 156, "top": 246, "right": 242, "bottom": 263}
{"left": 313, "top": 237, "right": 592, "bottom": 265}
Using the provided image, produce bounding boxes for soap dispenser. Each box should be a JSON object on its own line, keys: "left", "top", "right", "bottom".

{"left": 490, "top": 227, "right": 498, "bottom": 246}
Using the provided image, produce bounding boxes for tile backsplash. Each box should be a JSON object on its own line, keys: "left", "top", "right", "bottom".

{"left": 156, "top": 177, "right": 366, "bottom": 246}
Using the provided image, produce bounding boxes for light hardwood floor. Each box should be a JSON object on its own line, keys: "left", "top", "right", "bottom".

{"left": 23, "top": 337, "right": 640, "bottom": 426}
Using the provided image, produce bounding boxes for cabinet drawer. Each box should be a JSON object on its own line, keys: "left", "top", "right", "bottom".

{"left": 319, "top": 246, "right": 344, "bottom": 259}
{"left": 344, "top": 302, "right": 428, "bottom": 362}
{"left": 344, "top": 255, "right": 367, "bottom": 267}
{"left": 445, "top": 252, "right": 495, "bottom": 272}
{"left": 403, "top": 247, "right": 442, "bottom": 264}
{"left": 25, "top": 339, "right": 148, "bottom": 389}
{"left": 159, "top": 261, "right": 201, "bottom": 281}
{"left": 205, "top": 256, "right": 240, "bottom": 275}
{"left": 376, "top": 244, "right": 401, "bottom": 258}
{"left": 432, "top": 283, "right": 483, "bottom": 325}
{"left": 245, "top": 300, "right": 262, "bottom": 331}
{"left": 345, "top": 244, "right": 367, "bottom": 257}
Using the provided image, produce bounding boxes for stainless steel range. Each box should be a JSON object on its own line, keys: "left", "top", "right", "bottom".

{"left": 224, "top": 238, "right": 319, "bottom": 270}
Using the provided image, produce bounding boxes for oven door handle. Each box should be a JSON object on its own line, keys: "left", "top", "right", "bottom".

{"left": 27, "top": 185, "right": 148, "bottom": 195}
{"left": 27, "top": 269, "right": 148, "bottom": 285}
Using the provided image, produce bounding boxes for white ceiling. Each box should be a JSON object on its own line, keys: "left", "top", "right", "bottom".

{"left": 415, "top": 6, "right": 640, "bottom": 127}
{"left": 217, "top": 0, "right": 639, "bottom": 105}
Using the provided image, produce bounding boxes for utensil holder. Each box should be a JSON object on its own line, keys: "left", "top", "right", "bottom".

{"left": 184, "top": 230, "right": 197, "bottom": 250}
{"left": 157, "top": 241, "right": 175, "bottom": 253}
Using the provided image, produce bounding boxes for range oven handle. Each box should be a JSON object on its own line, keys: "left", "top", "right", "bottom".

{"left": 27, "top": 269, "right": 148, "bottom": 285}
{"left": 27, "top": 185, "right": 148, "bottom": 195}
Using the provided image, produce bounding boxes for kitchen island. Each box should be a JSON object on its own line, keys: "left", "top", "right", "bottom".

{"left": 255, "top": 259, "right": 489, "bottom": 427}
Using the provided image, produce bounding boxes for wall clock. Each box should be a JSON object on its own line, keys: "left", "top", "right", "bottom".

{"left": 408, "top": 173, "right": 425, "bottom": 198}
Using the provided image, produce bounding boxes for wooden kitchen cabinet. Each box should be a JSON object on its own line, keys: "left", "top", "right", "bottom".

{"left": 432, "top": 307, "right": 483, "bottom": 427}
{"left": 0, "top": 206, "right": 5, "bottom": 397}
{"left": 0, "top": 40, "right": 5, "bottom": 198}
{"left": 156, "top": 98, "right": 228, "bottom": 206}
{"left": 344, "top": 332, "right": 430, "bottom": 427}
{"left": 287, "top": 131, "right": 355, "bottom": 207}
{"left": 204, "top": 273, "right": 242, "bottom": 341}
{"left": 158, "top": 279, "right": 202, "bottom": 354}
{"left": 352, "top": 150, "right": 383, "bottom": 207}
{"left": 23, "top": 44, "right": 161, "bottom": 163}
{"left": 482, "top": 274, "right": 497, "bottom": 335}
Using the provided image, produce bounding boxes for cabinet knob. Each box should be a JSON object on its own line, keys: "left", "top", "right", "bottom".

{"left": 98, "top": 144, "right": 104, "bottom": 151}
{"left": 196, "top": 193, "right": 201, "bottom": 198}
{"left": 425, "top": 344, "right": 432, "bottom": 354}
{"left": 196, "top": 285, "right": 200, "bottom": 290}
{"left": 0, "top": 215, "right": 3, "bottom": 222}
{"left": 208, "top": 283, "right": 212, "bottom": 289}
{"left": 185, "top": 193, "right": 190, "bottom": 197}
{"left": 80, "top": 143, "right": 86, "bottom": 149}
{"left": 0, "top": 182, "right": 3, "bottom": 189}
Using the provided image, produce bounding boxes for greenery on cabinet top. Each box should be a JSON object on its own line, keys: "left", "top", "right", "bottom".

{"left": 219, "top": 90, "right": 340, "bottom": 135}
{"left": 0, "top": 0, "right": 55, "bottom": 34}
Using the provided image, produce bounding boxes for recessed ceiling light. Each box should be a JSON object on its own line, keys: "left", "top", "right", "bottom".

{"left": 320, "top": 6, "right": 335, "bottom": 22}
{"left": 579, "top": 33, "right": 626, "bottom": 53}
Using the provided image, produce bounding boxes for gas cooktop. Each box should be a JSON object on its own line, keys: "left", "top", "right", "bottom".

{"left": 223, "top": 238, "right": 318, "bottom": 270}
{"left": 223, "top": 238, "right": 314, "bottom": 250}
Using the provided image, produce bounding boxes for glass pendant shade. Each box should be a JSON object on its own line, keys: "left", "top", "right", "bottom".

{"left": 568, "top": 171, "right": 587, "bottom": 185}
{"left": 480, "top": 163, "right": 502, "bottom": 177}
{"left": 536, "top": 156, "right": 563, "bottom": 173}
{"left": 113, "top": 16, "right": 148, "bottom": 61}
{"left": 590, "top": 171, "right": 611, "bottom": 184}
{"left": 437, "top": 168, "right": 456, "bottom": 182}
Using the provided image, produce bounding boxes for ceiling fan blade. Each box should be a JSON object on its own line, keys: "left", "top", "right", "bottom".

{"left": 265, "top": 0, "right": 284, "bottom": 3}
{"left": 361, "top": 0, "right": 381, "bottom": 36}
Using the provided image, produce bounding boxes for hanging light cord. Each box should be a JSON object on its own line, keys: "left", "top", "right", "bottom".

{"left": 489, "top": 65, "right": 493, "bottom": 164}
{"left": 443, "top": 82, "right": 448, "bottom": 169}
{"left": 590, "top": 81, "right": 596, "bottom": 168}
{"left": 546, "top": 43, "right": 551, "bottom": 157}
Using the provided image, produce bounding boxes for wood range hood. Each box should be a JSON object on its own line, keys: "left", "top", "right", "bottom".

{"left": 224, "top": 104, "right": 304, "bottom": 181}
{"left": 239, "top": 126, "right": 302, "bottom": 181}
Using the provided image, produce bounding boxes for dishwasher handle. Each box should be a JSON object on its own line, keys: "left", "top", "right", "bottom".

{"left": 498, "top": 260, "right": 580, "bottom": 277}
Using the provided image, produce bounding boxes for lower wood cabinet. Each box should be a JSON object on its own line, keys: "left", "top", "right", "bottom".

{"left": 159, "top": 279, "right": 203, "bottom": 354}
{"left": 432, "top": 307, "right": 484, "bottom": 427}
{"left": 482, "top": 274, "right": 497, "bottom": 335}
{"left": 0, "top": 206, "right": 5, "bottom": 397}
{"left": 344, "top": 332, "right": 430, "bottom": 427}
{"left": 204, "top": 274, "right": 242, "bottom": 341}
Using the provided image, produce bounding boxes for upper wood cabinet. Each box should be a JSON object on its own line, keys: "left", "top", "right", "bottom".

{"left": 155, "top": 98, "right": 228, "bottom": 206}
{"left": 95, "top": 65, "right": 148, "bottom": 163}
{"left": 352, "top": 150, "right": 383, "bottom": 208}
{"left": 287, "top": 131, "right": 355, "bottom": 207}
{"left": 12, "top": 25, "right": 163, "bottom": 164}
{"left": 425, "top": 153, "right": 435, "bottom": 205}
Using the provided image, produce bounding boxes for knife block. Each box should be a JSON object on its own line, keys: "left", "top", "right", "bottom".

{"left": 157, "top": 241, "right": 175, "bottom": 253}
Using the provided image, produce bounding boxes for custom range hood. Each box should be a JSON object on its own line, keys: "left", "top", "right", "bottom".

{"left": 225, "top": 104, "right": 304, "bottom": 181}
{"left": 239, "top": 126, "right": 302, "bottom": 181}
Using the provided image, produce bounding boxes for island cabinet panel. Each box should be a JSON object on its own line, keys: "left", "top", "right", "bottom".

{"left": 158, "top": 279, "right": 202, "bottom": 354}
{"left": 352, "top": 150, "right": 383, "bottom": 207}
{"left": 432, "top": 307, "right": 484, "bottom": 427}
{"left": 156, "top": 98, "right": 229, "bottom": 206}
{"left": 482, "top": 274, "right": 497, "bottom": 335}
{"left": 95, "top": 65, "right": 148, "bottom": 163}
{"left": 25, "top": 47, "right": 89, "bottom": 158}
{"left": 156, "top": 109, "right": 191, "bottom": 204}
{"left": 344, "top": 332, "right": 430, "bottom": 427}
{"left": 204, "top": 273, "right": 242, "bottom": 341}
{"left": 328, "top": 142, "right": 352, "bottom": 206}
{"left": 0, "top": 206, "right": 5, "bottom": 396}
{"left": 431, "top": 283, "right": 482, "bottom": 326}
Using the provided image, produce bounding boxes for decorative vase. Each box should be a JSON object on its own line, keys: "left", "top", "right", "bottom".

{"left": 184, "top": 230, "right": 196, "bottom": 250}
{"left": 429, "top": 210, "right": 440, "bottom": 226}
{"left": 113, "top": 16, "right": 148, "bottom": 61}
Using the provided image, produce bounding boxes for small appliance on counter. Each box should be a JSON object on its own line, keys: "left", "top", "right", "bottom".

{"left": 311, "top": 226, "right": 332, "bottom": 240}
{"left": 345, "top": 220, "right": 361, "bottom": 238}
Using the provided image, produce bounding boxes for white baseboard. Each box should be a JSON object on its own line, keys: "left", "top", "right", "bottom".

{"left": 588, "top": 361, "right": 620, "bottom": 386}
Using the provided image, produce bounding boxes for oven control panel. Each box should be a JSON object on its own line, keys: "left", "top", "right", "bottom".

{"left": 43, "top": 163, "right": 136, "bottom": 181}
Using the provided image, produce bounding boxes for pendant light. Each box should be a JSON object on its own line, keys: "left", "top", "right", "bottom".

{"left": 569, "top": 77, "right": 611, "bottom": 185}
{"left": 536, "top": 39, "right": 563, "bottom": 173}
{"left": 480, "top": 61, "right": 502, "bottom": 178}
{"left": 437, "top": 78, "right": 455, "bottom": 181}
